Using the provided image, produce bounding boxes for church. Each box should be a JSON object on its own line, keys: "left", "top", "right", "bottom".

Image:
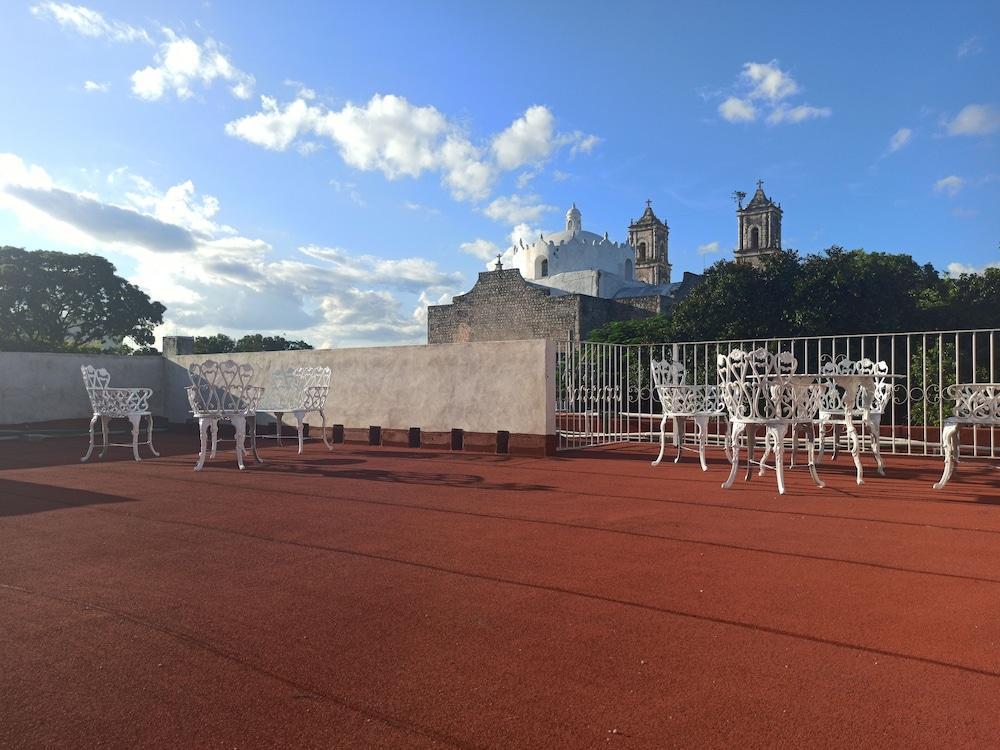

{"left": 426, "top": 182, "right": 783, "bottom": 343}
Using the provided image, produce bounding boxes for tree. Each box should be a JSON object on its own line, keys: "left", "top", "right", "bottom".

{"left": 0, "top": 246, "right": 165, "bottom": 352}
{"left": 194, "top": 332, "right": 313, "bottom": 354}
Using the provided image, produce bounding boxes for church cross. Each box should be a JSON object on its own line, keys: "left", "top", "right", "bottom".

{"left": 495, "top": 253, "right": 503, "bottom": 271}
{"left": 756, "top": 179, "right": 764, "bottom": 190}
{"left": 645, "top": 199, "right": 652, "bottom": 208}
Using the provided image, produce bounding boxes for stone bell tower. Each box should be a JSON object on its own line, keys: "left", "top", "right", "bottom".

{"left": 734, "top": 179, "right": 782, "bottom": 265}
{"left": 628, "top": 200, "right": 670, "bottom": 286}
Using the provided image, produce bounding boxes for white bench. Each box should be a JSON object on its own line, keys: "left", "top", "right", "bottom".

{"left": 256, "top": 366, "right": 333, "bottom": 454}
{"left": 934, "top": 383, "right": 1000, "bottom": 489}
{"left": 80, "top": 365, "right": 158, "bottom": 462}
{"left": 650, "top": 360, "right": 727, "bottom": 471}
{"left": 186, "top": 360, "right": 264, "bottom": 471}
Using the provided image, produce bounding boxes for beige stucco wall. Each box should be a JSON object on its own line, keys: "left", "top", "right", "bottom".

{"left": 163, "top": 339, "right": 556, "bottom": 435}
{"left": 0, "top": 352, "right": 164, "bottom": 425}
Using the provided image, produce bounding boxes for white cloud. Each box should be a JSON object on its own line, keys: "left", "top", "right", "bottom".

{"left": 934, "top": 175, "right": 964, "bottom": 197}
{"left": 403, "top": 200, "right": 440, "bottom": 216}
{"left": 226, "top": 95, "right": 597, "bottom": 203}
{"left": 31, "top": 2, "right": 150, "bottom": 43}
{"left": 718, "top": 97, "right": 756, "bottom": 123}
{"left": 946, "top": 260, "right": 1000, "bottom": 277}
{"left": 0, "top": 152, "right": 465, "bottom": 347}
{"left": 83, "top": 80, "right": 110, "bottom": 93}
{"left": 459, "top": 238, "right": 501, "bottom": 261}
{"left": 766, "top": 104, "right": 831, "bottom": 125}
{"left": 568, "top": 132, "right": 601, "bottom": 158}
{"left": 945, "top": 104, "right": 1000, "bottom": 136}
{"left": 951, "top": 207, "right": 978, "bottom": 218}
{"left": 482, "top": 194, "right": 555, "bottom": 224}
{"left": 492, "top": 105, "right": 557, "bottom": 170}
{"left": 741, "top": 61, "right": 799, "bottom": 101}
{"left": 696, "top": 241, "right": 721, "bottom": 256}
{"left": 717, "top": 60, "right": 829, "bottom": 126}
{"left": 329, "top": 179, "right": 365, "bottom": 207}
{"left": 957, "top": 36, "right": 984, "bottom": 58}
{"left": 131, "top": 30, "right": 254, "bottom": 101}
{"left": 887, "top": 127, "right": 912, "bottom": 153}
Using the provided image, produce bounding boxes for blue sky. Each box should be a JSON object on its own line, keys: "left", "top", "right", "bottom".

{"left": 1, "top": 0, "right": 998, "bottom": 347}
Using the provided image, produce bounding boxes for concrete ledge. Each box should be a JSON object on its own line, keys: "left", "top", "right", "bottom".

{"left": 343, "top": 427, "right": 370, "bottom": 445}
{"left": 462, "top": 431, "right": 498, "bottom": 454}
{"left": 381, "top": 428, "right": 411, "bottom": 447}
{"left": 509, "top": 433, "right": 557, "bottom": 457}
{"left": 420, "top": 431, "right": 452, "bottom": 450}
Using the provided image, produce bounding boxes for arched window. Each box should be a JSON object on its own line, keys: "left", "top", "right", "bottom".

{"left": 749, "top": 226, "right": 760, "bottom": 250}
{"left": 540, "top": 259, "right": 549, "bottom": 277}
{"left": 625, "top": 259, "right": 633, "bottom": 279}
{"left": 638, "top": 241, "right": 646, "bottom": 260}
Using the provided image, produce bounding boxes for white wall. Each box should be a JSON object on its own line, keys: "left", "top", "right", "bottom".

{"left": 162, "top": 339, "right": 556, "bottom": 436}
{"left": 0, "top": 352, "right": 164, "bottom": 425}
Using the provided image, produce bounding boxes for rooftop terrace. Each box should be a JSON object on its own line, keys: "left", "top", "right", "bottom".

{"left": 2, "top": 434, "right": 999, "bottom": 748}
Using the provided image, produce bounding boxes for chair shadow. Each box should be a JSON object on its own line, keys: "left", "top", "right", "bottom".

{"left": 253, "top": 460, "right": 553, "bottom": 493}
{"left": 0, "top": 477, "right": 135, "bottom": 517}
{"left": 0, "top": 431, "right": 197, "bottom": 471}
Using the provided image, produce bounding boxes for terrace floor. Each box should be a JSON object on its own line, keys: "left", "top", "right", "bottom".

{"left": 2, "top": 433, "right": 1000, "bottom": 749}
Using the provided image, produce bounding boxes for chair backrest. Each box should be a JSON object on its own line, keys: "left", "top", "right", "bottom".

{"left": 717, "top": 348, "right": 797, "bottom": 420}
{"left": 264, "top": 366, "right": 331, "bottom": 410}
{"left": 948, "top": 383, "right": 1000, "bottom": 422}
{"left": 819, "top": 357, "right": 890, "bottom": 412}
{"left": 81, "top": 365, "right": 112, "bottom": 411}
{"left": 187, "top": 360, "right": 260, "bottom": 414}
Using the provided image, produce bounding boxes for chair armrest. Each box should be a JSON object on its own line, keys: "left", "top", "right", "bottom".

{"left": 97, "top": 386, "right": 153, "bottom": 413}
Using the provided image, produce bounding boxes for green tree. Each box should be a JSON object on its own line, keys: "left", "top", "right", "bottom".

{"left": 234, "top": 334, "right": 313, "bottom": 352}
{"left": 0, "top": 246, "right": 165, "bottom": 352}
{"left": 194, "top": 333, "right": 236, "bottom": 354}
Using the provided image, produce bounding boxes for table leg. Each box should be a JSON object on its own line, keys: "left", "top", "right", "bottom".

{"left": 722, "top": 421, "right": 746, "bottom": 490}
{"left": 843, "top": 415, "right": 864, "bottom": 485}
{"left": 652, "top": 413, "right": 668, "bottom": 466}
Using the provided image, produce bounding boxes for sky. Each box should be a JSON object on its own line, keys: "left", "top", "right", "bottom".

{"left": 1, "top": 0, "right": 998, "bottom": 348}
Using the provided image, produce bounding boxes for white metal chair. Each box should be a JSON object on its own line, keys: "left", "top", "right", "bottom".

{"left": 186, "top": 360, "right": 264, "bottom": 471}
{"left": 717, "top": 348, "right": 824, "bottom": 495}
{"left": 650, "top": 360, "right": 727, "bottom": 471}
{"left": 934, "top": 383, "right": 1000, "bottom": 489}
{"left": 816, "top": 357, "right": 890, "bottom": 476}
{"left": 80, "top": 365, "right": 158, "bottom": 462}
{"left": 256, "top": 366, "right": 333, "bottom": 453}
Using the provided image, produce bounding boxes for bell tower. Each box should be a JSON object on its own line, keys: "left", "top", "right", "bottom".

{"left": 734, "top": 180, "right": 782, "bottom": 265}
{"left": 628, "top": 199, "right": 670, "bottom": 286}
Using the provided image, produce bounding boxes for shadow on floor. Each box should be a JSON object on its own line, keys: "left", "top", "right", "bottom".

{"left": 0, "top": 477, "right": 135, "bottom": 517}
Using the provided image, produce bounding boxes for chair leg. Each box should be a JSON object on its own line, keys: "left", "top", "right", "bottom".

{"left": 98, "top": 416, "right": 110, "bottom": 458}
{"left": 232, "top": 415, "right": 247, "bottom": 470}
{"left": 694, "top": 414, "right": 710, "bottom": 471}
{"left": 758, "top": 428, "right": 772, "bottom": 477}
{"left": 805, "top": 425, "right": 825, "bottom": 488}
{"left": 195, "top": 418, "right": 210, "bottom": 471}
{"left": 831, "top": 424, "right": 840, "bottom": 460}
{"left": 321, "top": 411, "right": 333, "bottom": 451}
{"left": 128, "top": 413, "right": 142, "bottom": 462}
{"left": 843, "top": 419, "right": 864, "bottom": 485}
{"left": 81, "top": 414, "right": 99, "bottom": 462}
{"left": 933, "top": 421, "right": 959, "bottom": 489}
{"left": 274, "top": 411, "right": 284, "bottom": 447}
{"left": 673, "top": 417, "right": 683, "bottom": 463}
{"left": 147, "top": 414, "right": 160, "bottom": 457}
{"left": 249, "top": 415, "right": 263, "bottom": 464}
{"left": 293, "top": 410, "right": 306, "bottom": 455}
{"left": 651, "top": 414, "right": 668, "bottom": 467}
{"left": 722, "top": 422, "right": 746, "bottom": 490}
{"left": 868, "top": 414, "right": 885, "bottom": 476}
{"left": 210, "top": 420, "right": 219, "bottom": 459}
{"left": 767, "top": 422, "right": 789, "bottom": 495}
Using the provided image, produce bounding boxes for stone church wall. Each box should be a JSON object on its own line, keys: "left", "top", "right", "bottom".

{"left": 428, "top": 269, "right": 665, "bottom": 344}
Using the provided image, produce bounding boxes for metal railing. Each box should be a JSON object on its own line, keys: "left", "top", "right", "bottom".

{"left": 556, "top": 328, "right": 1000, "bottom": 457}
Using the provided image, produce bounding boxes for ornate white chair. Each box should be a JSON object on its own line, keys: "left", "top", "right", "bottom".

{"left": 717, "top": 348, "right": 824, "bottom": 495}
{"left": 816, "top": 357, "right": 890, "bottom": 476}
{"left": 256, "top": 366, "right": 333, "bottom": 453}
{"left": 186, "top": 360, "right": 264, "bottom": 471}
{"left": 650, "top": 360, "right": 727, "bottom": 471}
{"left": 80, "top": 365, "right": 158, "bottom": 462}
{"left": 934, "top": 383, "right": 1000, "bottom": 489}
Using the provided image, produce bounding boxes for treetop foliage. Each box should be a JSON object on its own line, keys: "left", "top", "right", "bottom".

{"left": 589, "top": 247, "right": 1000, "bottom": 344}
{"left": 0, "top": 246, "right": 165, "bottom": 352}
{"left": 193, "top": 333, "right": 313, "bottom": 354}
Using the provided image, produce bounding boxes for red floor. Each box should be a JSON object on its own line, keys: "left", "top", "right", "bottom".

{"left": 1, "top": 434, "right": 999, "bottom": 749}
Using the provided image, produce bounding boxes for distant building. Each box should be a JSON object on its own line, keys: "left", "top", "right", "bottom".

{"left": 734, "top": 180, "right": 783, "bottom": 265}
{"left": 427, "top": 202, "right": 702, "bottom": 343}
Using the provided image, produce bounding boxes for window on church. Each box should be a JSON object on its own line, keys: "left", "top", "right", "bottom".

{"left": 638, "top": 241, "right": 646, "bottom": 260}
{"left": 625, "top": 259, "right": 633, "bottom": 279}
{"left": 540, "top": 259, "right": 548, "bottom": 277}
{"left": 749, "top": 226, "right": 760, "bottom": 250}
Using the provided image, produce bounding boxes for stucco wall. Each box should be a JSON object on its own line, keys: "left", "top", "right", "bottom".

{"left": 163, "top": 339, "right": 555, "bottom": 436}
{"left": 0, "top": 352, "right": 164, "bottom": 425}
